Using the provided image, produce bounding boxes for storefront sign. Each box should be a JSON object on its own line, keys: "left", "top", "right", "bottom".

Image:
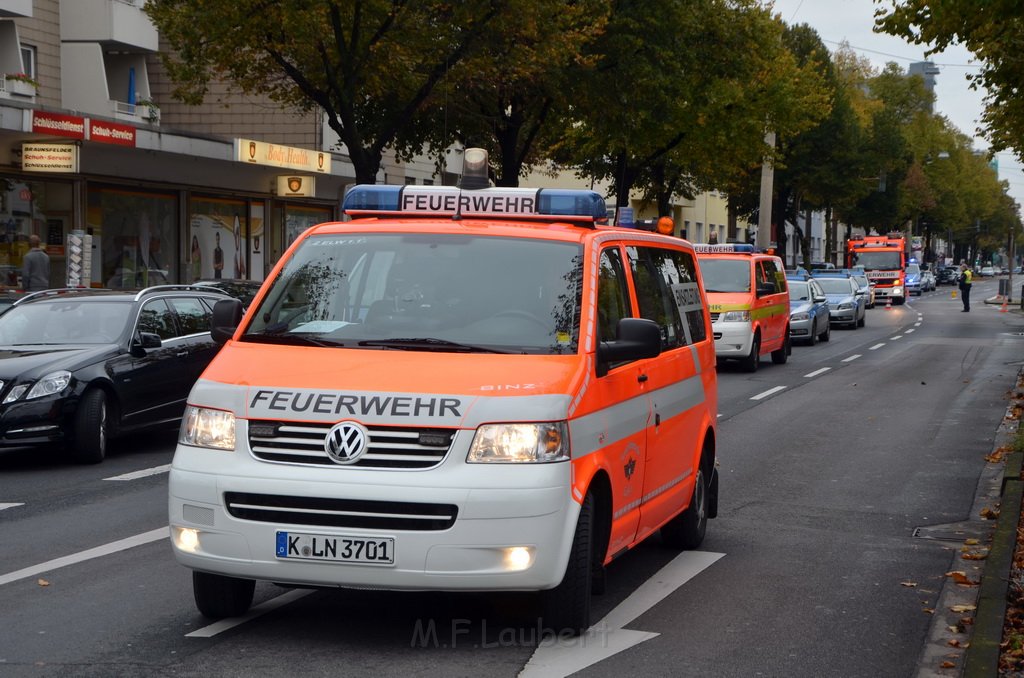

{"left": 32, "top": 111, "right": 86, "bottom": 139}
{"left": 236, "top": 138, "right": 331, "bottom": 173}
{"left": 276, "top": 175, "right": 315, "bottom": 197}
{"left": 89, "top": 120, "right": 136, "bottom": 147}
{"left": 22, "top": 142, "right": 79, "bottom": 173}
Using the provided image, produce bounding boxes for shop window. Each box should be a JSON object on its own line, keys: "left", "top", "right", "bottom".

{"left": 88, "top": 185, "right": 178, "bottom": 289}
{"left": 190, "top": 195, "right": 247, "bottom": 281}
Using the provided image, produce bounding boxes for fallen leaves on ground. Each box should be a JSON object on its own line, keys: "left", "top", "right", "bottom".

{"left": 947, "top": 571, "right": 980, "bottom": 586}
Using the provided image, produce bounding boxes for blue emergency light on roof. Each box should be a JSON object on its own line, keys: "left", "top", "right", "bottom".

{"left": 342, "top": 185, "right": 608, "bottom": 222}
{"left": 693, "top": 243, "right": 756, "bottom": 254}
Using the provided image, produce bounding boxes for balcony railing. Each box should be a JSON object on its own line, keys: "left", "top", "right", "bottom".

{"left": 113, "top": 99, "right": 159, "bottom": 123}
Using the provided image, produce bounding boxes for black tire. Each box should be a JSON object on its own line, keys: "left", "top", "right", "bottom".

{"left": 661, "top": 466, "right": 708, "bottom": 549}
{"left": 71, "top": 388, "right": 109, "bottom": 464}
{"left": 193, "top": 571, "right": 256, "bottom": 619}
{"left": 771, "top": 332, "right": 789, "bottom": 365}
{"left": 819, "top": 320, "right": 831, "bottom": 342}
{"left": 857, "top": 311, "right": 866, "bottom": 328}
{"left": 807, "top": 321, "right": 818, "bottom": 346}
{"left": 740, "top": 335, "right": 760, "bottom": 373}
{"left": 540, "top": 493, "right": 594, "bottom": 636}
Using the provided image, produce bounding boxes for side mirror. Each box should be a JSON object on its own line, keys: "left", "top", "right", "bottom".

{"left": 212, "top": 298, "right": 244, "bottom": 344}
{"left": 597, "top": 317, "right": 662, "bottom": 376}
{"left": 814, "top": 295, "right": 827, "bottom": 303}
{"left": 131, "top": 331, "right": 162, "bottom": 356}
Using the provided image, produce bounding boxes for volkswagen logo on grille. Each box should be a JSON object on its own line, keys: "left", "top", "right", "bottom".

{"left": 325, "top": 421, "right": 368, "bottom": 465}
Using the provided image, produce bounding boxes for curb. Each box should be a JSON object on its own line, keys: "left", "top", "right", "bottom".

{"left": 963, "top": 377, "right": 1024, "bottom": 676}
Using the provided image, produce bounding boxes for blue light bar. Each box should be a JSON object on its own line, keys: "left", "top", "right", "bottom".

{"left": 342, "top": 185, "right": 607, "bottom": 222}
{"left": 693, "top": 243, "right": 756, "bottom": 254}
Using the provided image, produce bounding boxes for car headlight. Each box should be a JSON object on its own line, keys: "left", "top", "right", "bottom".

{"left": 790, "top": 312, "right": 809, "bottom": 321}
{"left": 11, "top": 371, "right": 72, "bottom": 401}
{"left": 467, "top": 422, "right": 569, "bottom": 463}
{"left": 838, "top": 303, "right": 853, "bottom": 310}
{"left": 719, "top": 310, "right": 750, "bottom": 322}
{"left": 179, "top": 405, "right": 236, "bottom": 451}
{"left": 892, "top": 286, "right": 903, "bottom": 295}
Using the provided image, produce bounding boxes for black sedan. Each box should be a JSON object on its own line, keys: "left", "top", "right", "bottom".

{"left": 0, "top": 285, "right": 231, "bottom": 463}
{"left": 936, "top": 267, "right": 957, "bottom": 286}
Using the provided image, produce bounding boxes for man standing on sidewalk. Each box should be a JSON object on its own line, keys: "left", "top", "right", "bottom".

{"left": 958, "top": 262, "right": 973, "bottom": 312}
{"left": 21, "top": 234, "right": 49, "bottom": 292}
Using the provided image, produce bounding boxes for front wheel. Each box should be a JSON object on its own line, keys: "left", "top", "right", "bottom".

{"left": 71, "top": 388, "right": 109, "bottom": 464}
{"left": 193, "top": 571, "right": 256, "bottom": 619}
{"left": 539, "top": 493, "right": 594, "bottom": 636}
{"left": 739, "top": 336, "right": 760, "bottom": 373}
{"left": 661, "top": 466, "right": 708, "bottom": 549}
{"left": 819, "top": 320, "right": 831, "bottom": 342}
{"left": 771, "top": 332, "right": 789, "bottom": 365}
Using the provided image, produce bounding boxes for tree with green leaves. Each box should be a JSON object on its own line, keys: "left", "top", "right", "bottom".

{"left": 877, "top": 1, "right": 1024, "bottom": 164}
{"left": 145, "top": 0, "right": 506, "bottom": 184}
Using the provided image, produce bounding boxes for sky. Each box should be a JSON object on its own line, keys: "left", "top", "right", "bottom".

{"left": 766, "top": 0, "right": 1024, "bottom": 210}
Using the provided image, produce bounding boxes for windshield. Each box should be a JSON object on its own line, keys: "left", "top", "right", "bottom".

{"left": 853, "top": 251, "right": 902, "bottom": 271}
{"left": 244, "top": 233, "right": 583, "bottom": 354}
{"left": 699, "top": 259, "right": 750, "bottom": 293}
{"left": 789, "top": 281, "right": 810, "bottom": 301}
{"left": 816, "top": 278, "right": 854, "bottom": 295}
{"left": 906, "top": 264, "right": 921, "bottom": 276}
{"left": 0, "top": 300, "right": 133, "bottom": 344}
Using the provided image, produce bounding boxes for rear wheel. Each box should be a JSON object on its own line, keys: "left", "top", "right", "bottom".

{"left": 661, "top": 465, "right": 708, "bottom": 549}
{"left": 71, "top": 388, "right": 109, "bottom": 464}
{"left": 193, "top": 571, "right": 256, "bottom": 619}
{"left": 740, "top": 335, "right": 760, "bottom": 373}
{"left": 771, "top": 332, "right": 789, "bottom": 365}
{"left": 539, "top": 493, "right": 594, "bottom": 636}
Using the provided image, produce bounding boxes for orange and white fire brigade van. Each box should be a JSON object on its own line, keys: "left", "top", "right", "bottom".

{"left": 168, "top": 150, "right": 719, "bottom": 635}
{"left": 694, "top": 244, "right": 790, "bottom": 372}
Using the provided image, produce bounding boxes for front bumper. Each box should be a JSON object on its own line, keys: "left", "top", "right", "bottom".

{"left": 0, "top": 396, "right": 76, "bottom": 447}
{"left": 828, "top": 307, "right": 856, "bottom": 324}
{"left": 789, "top": 316, "right": 813, "bottom": 338}
{"left": 711, "top": 320, "right": 754, "bottom": 357}
{"left": 169, "top": 438, "right": 580, "bottom": 592}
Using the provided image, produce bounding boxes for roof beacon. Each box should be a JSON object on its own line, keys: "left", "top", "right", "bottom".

{"left": 460, "top": 148, "right": 490, "bottom": 191}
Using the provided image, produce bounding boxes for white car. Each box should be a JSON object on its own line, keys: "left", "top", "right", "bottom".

{"left": 980, "top": 266, "right": 996, "bottom": 277}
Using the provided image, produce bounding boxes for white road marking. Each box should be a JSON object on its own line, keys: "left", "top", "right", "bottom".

{"left": 0, "top": 503, "right": 24, "bottom": 511}
{"left": 842, "top": 354, "right": 861, "bottom": 362}
{"left": 869, "top": 343, "right": 885, "bottom": 350}
{"left": 915, "top": 322, "right": 922, "bottom": 327}
{"left": 104, "top": 464, "right": 172, "bottom": 481}
{"left": 186, "top": 589, "right": 314, "bottom": 638}
{"left": 0, "top": 527, "right": 167, "bottom": 587}
{"left": 804, "top": 368, "right": 831, "bottom": 378}
{"left": 890, "top": 335, "right": 903, "bottom": 340}
{"left": 905, "top": 328, "right": 915, "bottom": 334}
{"left": 751, "top": 386, "right": 787, "bottom": 401}
{"left": 520, "top": 551, "right": 724, "bottom": 678}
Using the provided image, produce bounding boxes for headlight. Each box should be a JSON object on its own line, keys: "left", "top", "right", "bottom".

{"left": 719, "top": 310, "right": 750, "bottom": 322}
{"left": 467, "top": 422, "right": 569, "bottom": 463}
{"left": 838, "top": 303, "right": 853, "bottom": 310}
{"left": 179, "top": 405, "right": 236, "bottom": 451}
{"left": 19, "top": 371, "right": 72, "bottom": 400}
{"left": 790, "top": 312, "right": 809, "bottom": 321}
{"left": 892, "top": 286, "right": 903, "bottom": 295}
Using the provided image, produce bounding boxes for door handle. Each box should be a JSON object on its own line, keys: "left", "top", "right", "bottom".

{"left": 637, "top": 373, "right": 648, "bottom": 383}
{"left": 655, "top": 412, "right": 661, "bottom": 426}
{"left": 176, "top": 351, "right": 188, "bottom": 357}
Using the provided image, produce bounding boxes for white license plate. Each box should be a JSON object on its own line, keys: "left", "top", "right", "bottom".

{"left": 275, "top": 531, "right": 395, "bottom": 565}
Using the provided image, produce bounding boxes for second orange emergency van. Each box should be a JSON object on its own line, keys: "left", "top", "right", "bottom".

{"left": 168, "top": 150, "right": 720, "bottom": 636}
{"left": 695, "top": 244, "right": 790, "bottom": 371}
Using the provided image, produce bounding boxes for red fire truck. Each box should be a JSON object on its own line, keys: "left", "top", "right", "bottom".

{"left": 846, "top": 233, "right": 909, "bottom": 305}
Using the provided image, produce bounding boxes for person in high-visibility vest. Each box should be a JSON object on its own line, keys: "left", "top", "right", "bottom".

{"left": 958, "top": 263, "right": 973, "bottom": 312}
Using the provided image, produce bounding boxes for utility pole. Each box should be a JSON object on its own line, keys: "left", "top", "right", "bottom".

{"left": 756, "top": 130, "right": 775, "bottom": 251}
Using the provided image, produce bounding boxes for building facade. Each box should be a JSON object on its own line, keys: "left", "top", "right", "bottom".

{"left": 0, "top": 0, "right": 356, "bottom": 290}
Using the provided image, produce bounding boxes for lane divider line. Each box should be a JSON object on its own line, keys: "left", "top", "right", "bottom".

{"left": 890, "top": 335, "right": 903, "bottom": 340}
{"left": 869, "top": 343, "right": 885, "bottom": 350}
{"left": 0, "top": 503, "right": 24, "bottom": 511}
{"left": 104, "top": 464, "right": 172, "bottom": 481}
{"left": 842, "top": 354, "right": 861, "bottom": 362}
{"left": 804, "top": 368, "right": 831, "bottom": 378}
{"left": 186, "top": 589, "right": 314, "bottom": 638}
{"left": 751, "top": 386, "right": 786, "bottom": 401}
{"left": 0, "top": 527, "right": 167, "bottom": 587}
{"left": 905, "top": 328, "right": 915, "bottom": 334}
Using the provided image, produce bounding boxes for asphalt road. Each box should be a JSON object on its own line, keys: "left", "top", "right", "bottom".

{"left": 0, "top": 278, "right": 1020, "bottom": 678}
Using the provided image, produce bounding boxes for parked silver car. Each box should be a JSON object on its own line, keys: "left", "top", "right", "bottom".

{"left": 787, "top": 278, "right": 831, "bottom": 345}
{"left": 815, "top": 275, "right": 866, "bottom": 328}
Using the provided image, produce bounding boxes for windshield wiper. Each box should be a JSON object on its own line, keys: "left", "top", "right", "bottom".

{"left": 242, "top": 333, "right": 342, "bottom": 348}
{"left": 358, "top": 337, "right": 509, "bottom": 354}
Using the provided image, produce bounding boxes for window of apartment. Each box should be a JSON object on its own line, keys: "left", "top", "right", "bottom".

{"left": 405, "top": 177, "right": 416, "bottom": 185}
{"left": 19, "top": 44, "right": 35, "bottom": 80}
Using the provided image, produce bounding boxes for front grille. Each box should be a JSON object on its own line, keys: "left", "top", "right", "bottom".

{"left": 248, "top": 421, "right": 455, "bottom": 469}
{"left": 224, "top": 491, "right": 458, "bottom": 531}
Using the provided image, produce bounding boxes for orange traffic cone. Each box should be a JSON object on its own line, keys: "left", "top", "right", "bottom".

{"left": 951, "top": 289, "right": 957, "bottom": 300}
{"left": 1000, "top": 296, "right": 1009, "bottom": 313}
{"left": 885, "top": 296, "right": 893, "bottom": 311}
